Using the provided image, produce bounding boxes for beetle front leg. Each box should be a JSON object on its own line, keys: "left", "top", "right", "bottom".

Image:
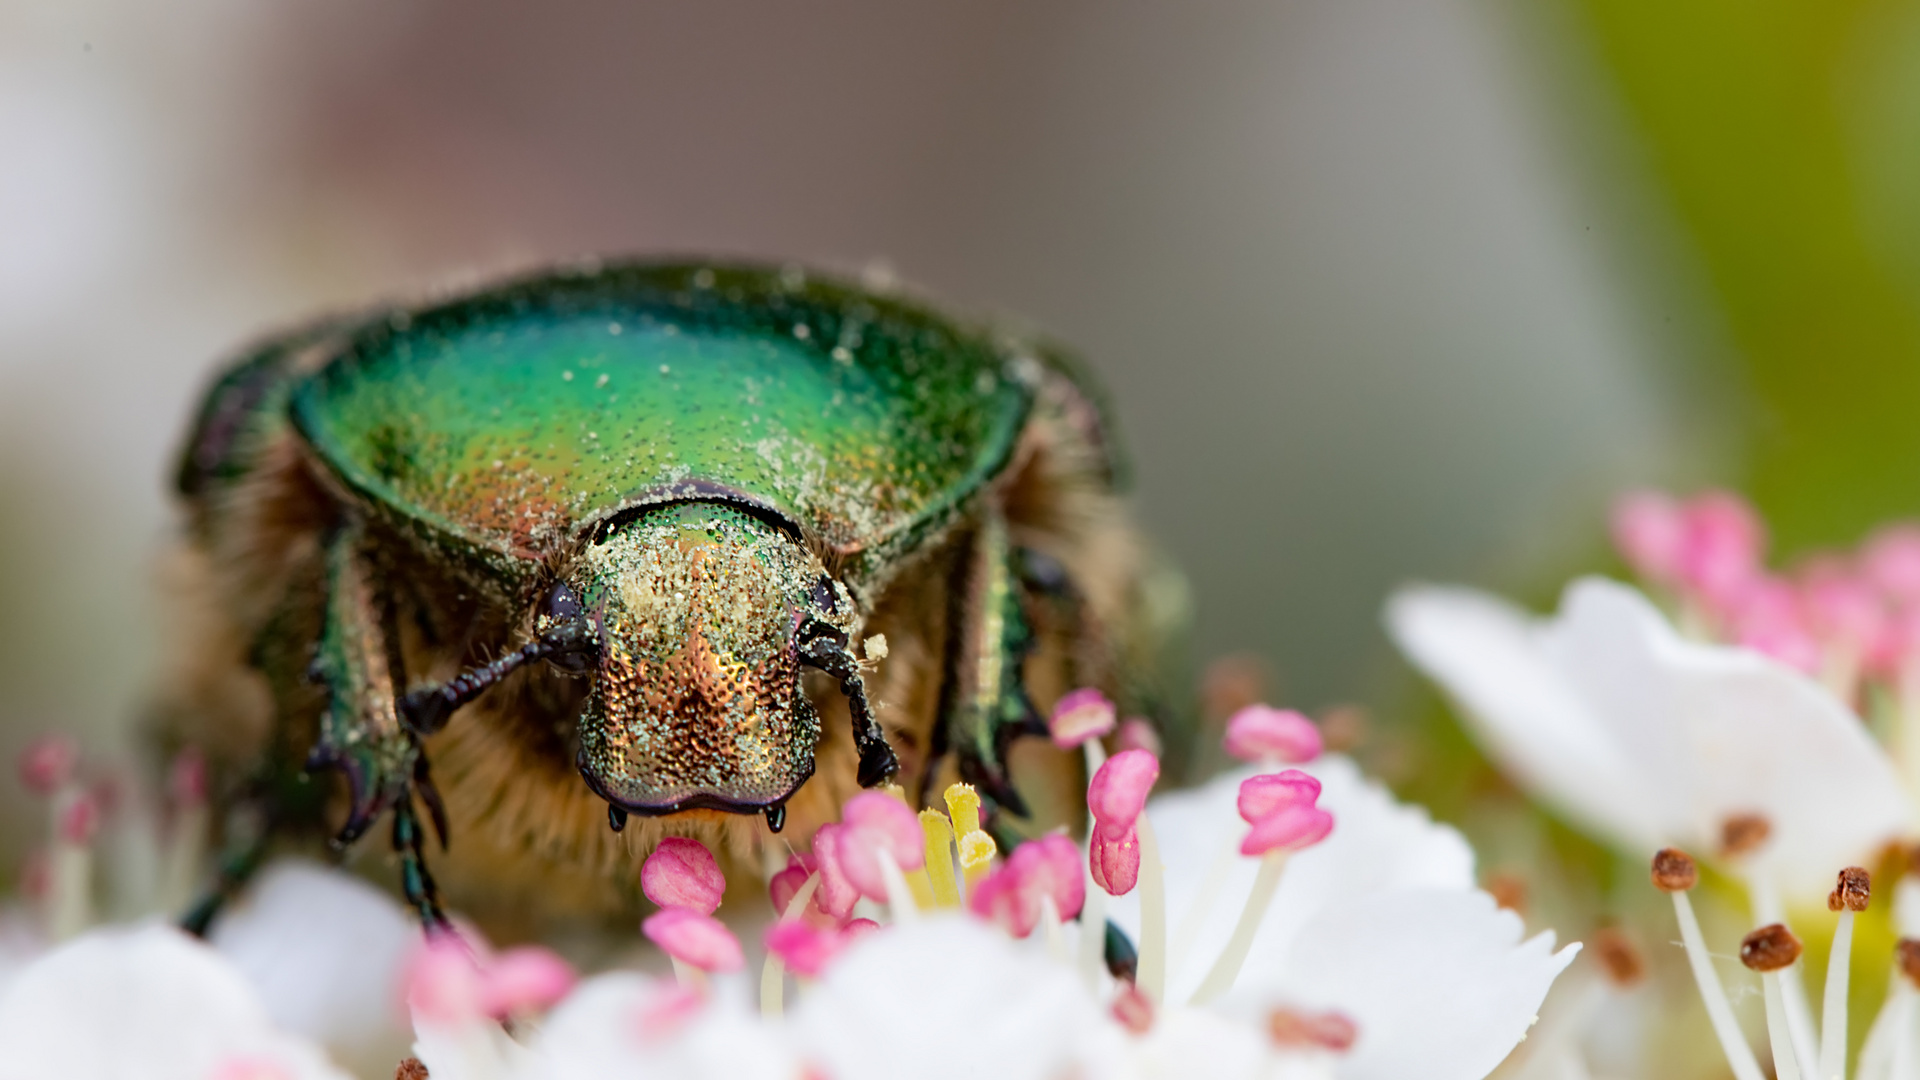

{"left": 305, "top": 524, "right": 448, "bottom": 926}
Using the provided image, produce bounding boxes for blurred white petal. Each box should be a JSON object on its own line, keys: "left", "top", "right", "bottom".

{"left": 211, "top": 859, "right": 420, "bottom": 1078}
{"left": 1389, "top": 577, "right": 1912, "bottom": 897}
{"left": 792, "top": 916, "right": 1123, "bottom": 1080}
{"left": 523, "top": 973, "right": 794, "bottom": 1080}
{"left": 0, "top": 924, "right": 350, "bottom": 1080}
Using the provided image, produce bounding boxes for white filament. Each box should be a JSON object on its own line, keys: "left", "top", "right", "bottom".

{"left": 878, "top": 849, "right": 920, "bottom": 924}
{"left": 1189, "top": 849, "right": 1288, "bottom": 1006}
{"left": 1765, "top": 971, "right": 1805, "bottom": 1080}
{"left": 1670, "top": 891, "right": 1766, "bottom": 1080}
{"left": 1748, "top": 870, "right": 1820, "bottom": 1072}
{"left": 1819, "top": 909, "right": 1855, "bottom": 1080}
{"left": 1136, "top": 813, "right": 1167, "bottom": 1004}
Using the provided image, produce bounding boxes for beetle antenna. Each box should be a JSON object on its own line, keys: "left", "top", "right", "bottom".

{"left": 799, "top": 633, "right": 898, "bottom": 787}
{"left": 399, "top": 618, "right": 596, "bottom": 736}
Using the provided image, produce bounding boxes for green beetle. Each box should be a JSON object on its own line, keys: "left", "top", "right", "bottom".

{"left": 157, "top": 260, "right": 1174, "bottom": 932}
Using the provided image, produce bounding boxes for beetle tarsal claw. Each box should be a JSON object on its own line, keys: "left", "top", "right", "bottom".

{"left": 764, "top": 802, "right": 787, "bottom": 833}
{"left": 608, "top": 804, "right": 628, "bottom": 833}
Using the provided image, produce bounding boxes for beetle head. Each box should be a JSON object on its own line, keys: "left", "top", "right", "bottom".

{"left": 554, "top": 502, "right": 856, "bottom": 818}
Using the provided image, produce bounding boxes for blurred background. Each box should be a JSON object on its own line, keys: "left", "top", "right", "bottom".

{"left": 4, "top": 0, "right": 1916, "bottom": 957}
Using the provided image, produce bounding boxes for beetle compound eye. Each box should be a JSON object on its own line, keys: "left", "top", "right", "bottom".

{"left": 544, "top": 581, "right": 584, "bottom": 622}
{"left": 810, "top": 575, "right": 839, "bottom": 614}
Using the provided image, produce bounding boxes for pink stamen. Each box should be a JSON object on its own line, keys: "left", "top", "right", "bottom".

{"left": 1611, "top": 490, "right": 1687, "bottom": 585}
{"left": 642, "top": 907, "right": 744, "bottom": 973}
{"left": 1112, "top": 984, "right": 1155, "bottom": 1034}
{"left": 1090, "top": 826, "right": 1143, "bottom": 896}
{"left": 1864, "top": 524, "right": 1920, "bottom": 602}
{"left": 209, "top": 1057, "right": 292, "bottom": 1080}
{"left": 405, "top": 934, "right": 487, "bottom": 1026}
{"left": 56, "top": 794, "right": 98, "bottom": 846}
{"left": 969, "top": 833, "right": 1085, "bottom": 936}
{"left": 18, "top": 735, "right": 77, "bottom": 797}
{"left": 1800, "top": 572, "right": 1886, "bottom": 649}
{"left": 763, "top": 920, "right": 853, "bottom": 978}
{"left": 632, "top": 983, "right": 707, "bottom": 1042}
{"left": 479, "top": 946, "right": 577, "bottom": 1018}
{"left": 1222, "top": 705, "right": 1323, "bottom": 764}
{"left": 1114, "top": 717, "right": 1162, "bottom": 757}
{"left": 1089, "top": 750, "right": 1159, "bottom": 832}
{"left": 832, "top": 791, "right": 927, "bottom": 901}
{"left": 642, "top": 837, "right": 727, "bottom": 916}
{"left": 1237, "top": 771, "right": 1334, "bottom": 856}
{"left": 842, "top": 917, "right": 880, "bottom": 940}
{"left": 1679, "top": 491, "right": 1766, "bottom": 610}
{"left": 1087, "top": 749, "right": 1159, "bottom": 896}
{"left": 168, "top": 748, "right": 208, "bottom": 809}
{"left": 1049, "top": 687, "right": 1118, "bottom": 749}
{"left": 809, "top": 825, "right": 861, "bottom": 920}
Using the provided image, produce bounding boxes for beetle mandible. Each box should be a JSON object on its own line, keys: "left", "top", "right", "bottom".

{"left": 155, "top": 260, "right": 1174, "bottom": 933}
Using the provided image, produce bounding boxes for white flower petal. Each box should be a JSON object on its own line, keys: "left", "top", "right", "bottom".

{"left": 1111, "top": 756, "right": 1475, "bottom": 1003}
{"left": 792, "top": 915, "right": 1121, "bottom": 1080}
{"left": 1386, "top": 583, "right": 1668, "bottom": 852}
{"left": 1130, "top": 1005, "right": 1272, "bottom": 1080}
{"left": 1390, "top": 578, "right": 1913, "bottom": 897}
{"left": 522, "top": 972, "right": 794, "bottom": 1080}
{"left": 0, "top": 924, "right": 350, "bottom": 1080}
{"left": 211, "top": 859, "right": 420, "bottom": 1078}
{"left": 1237, "top": 889, "right": 1578, "bottom": 1080}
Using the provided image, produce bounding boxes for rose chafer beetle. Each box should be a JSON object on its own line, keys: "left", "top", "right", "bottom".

{"left": 158, "top": 260, "right": 1175, "bottom": 933}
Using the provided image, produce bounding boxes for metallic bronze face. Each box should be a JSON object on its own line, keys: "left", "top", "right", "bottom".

{"left": 564, "top": 502, "right": 851, "bottom": 815}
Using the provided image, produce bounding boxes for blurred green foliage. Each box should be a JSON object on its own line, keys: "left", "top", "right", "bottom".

{"left": 1573, "top": 0, "right": 1920, "bottom": 547}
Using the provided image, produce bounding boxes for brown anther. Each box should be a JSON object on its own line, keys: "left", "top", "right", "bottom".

{"left": 1739, "top": 924, "right": 1803, "bottom": 972}
{"left": 1267, "top": 1008, "right": 1359, "bottom": 1053}
{"left": 1828, "top": 867, "right": 1872, "bottom": 913}
{"left": 395, "top": 1059, "right": 429, "bottom": 1080}
{"left": 1651, "top": 848, "right": 1698, "bottom": 892}
{"left": 1110, "top": 984, "right": 1154, "bottom": 1035}
{"left": 1718, "top": 814, "right": 1772, "bottom": 859}
{"left": 1590, "top": 926, "right": 1647, "bottom": 988}
{"left": 1485, "top": 872, "right": 1528, "bottom": 916}
{"left": 1317, "top": 704, "right": 1369, "bottom": 753}
{"left": 1897, "top": 939, "right": 1920, "bottom": 988}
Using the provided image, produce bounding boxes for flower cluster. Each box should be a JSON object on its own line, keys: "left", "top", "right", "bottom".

{"left": 1387, "top": 487, "right": 1920, "bottom": 1079}
{"left": 0, "top": 691, "right": 1578, "bottom": 1080}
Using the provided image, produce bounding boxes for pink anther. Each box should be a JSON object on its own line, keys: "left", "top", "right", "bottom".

{"left": 969, "top": 833, "right": 1085, "bottom": 935}
{"left": 641, "top": 837, "right": 726, "bottom": 916}
{"left": 1222, "top": 705, "right": 1323, "bottom": 764}
{"left": 1237, "top": 770, "right": 1333, "bottom": 856}
{"left": 1049, "top": 688, "right": 1118, "bottom": 749}
{"left": 1114, "top": 717, "right": 1162, "bottom": 757}
{"left": 642, "top": 907, "right": 744, "bottom": 973}
{"left": 763, "top": 920, "right": 852, "bottom": 978}
{"left": 479, "top": 946, "right": 576, "bottom": 1018}
{"left": 1610, "top": 490, "right": 1686, "bottom": 585}
{"left": 833, "top": 791, "right": 926, "bottom": 901}
{"left": 18, "top": 735, "right": 77, "bottom": 797}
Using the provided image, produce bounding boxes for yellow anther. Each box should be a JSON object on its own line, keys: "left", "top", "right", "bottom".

{"left": 905, "top": 866, "right": 936, "bottom": 909}
{"left": 945, "top": 783, "right": 982, "bottom": 837}
{"left": 958, "top": 829, "right": 997, "bottom": 890}
{"left": 920, "top": 808, "right": 960, "bottom": 907}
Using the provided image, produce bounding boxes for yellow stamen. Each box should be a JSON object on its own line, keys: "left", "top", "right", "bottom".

{"left": 945, "top": 783, "right": 982, "bottom": 837}
{"left": 920, "top": 809, "right": 960, "bottom": 907}
{"left": 958, "top": 829, "right": 997, "bottom": 890}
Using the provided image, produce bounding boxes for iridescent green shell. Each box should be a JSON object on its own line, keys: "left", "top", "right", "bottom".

{"left": 287, "top": 262, "right": 1047, "bottom": 592}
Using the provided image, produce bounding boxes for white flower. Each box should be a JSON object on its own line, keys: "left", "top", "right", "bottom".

{"left": 0, "top": 924, "right": 352, "bottom": 1080}
{"left": 1109, "top": 757, "right": 1576, "bottom": 1080}
{"left": 792, "top": 917, "right": 1126, "bottom": 1080}
{"left": 211, "top": 859, "right": 421, "bottom": 1078}
{"left": 520, "top": 972, "right": 795, "bottom": 1080}
{"left": 1387, "top": 576, "right": 1912, "bottom": 901}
